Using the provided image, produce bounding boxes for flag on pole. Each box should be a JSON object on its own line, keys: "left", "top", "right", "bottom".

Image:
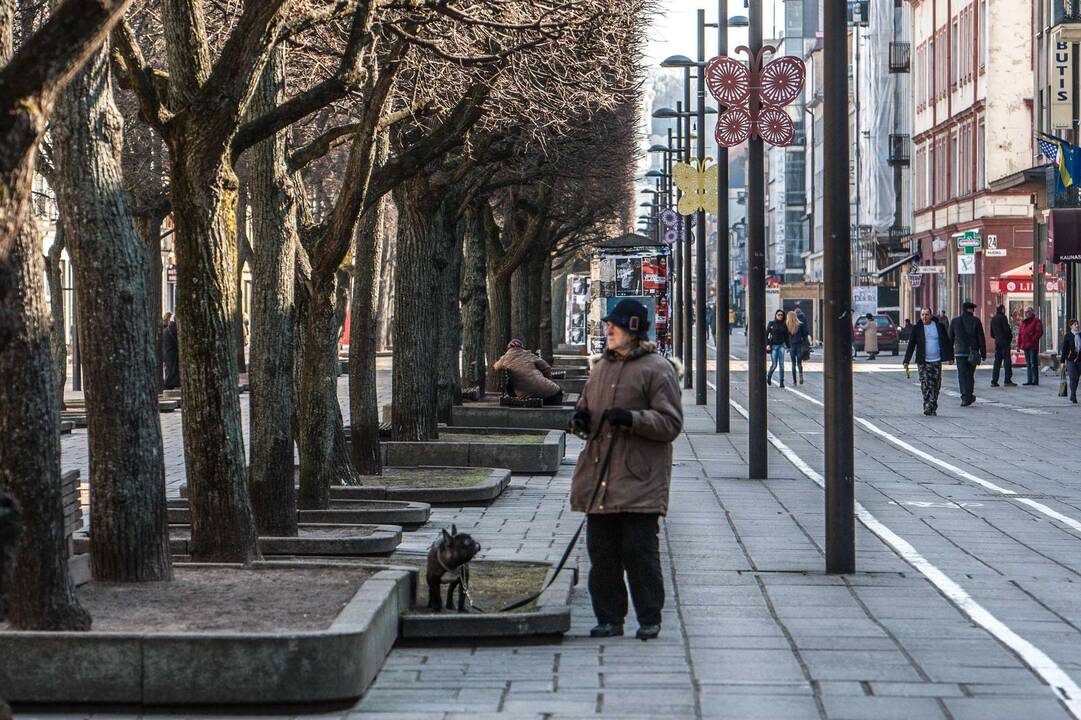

{"left": 1037, "top": 132, "right": 1079, "bottom": 196}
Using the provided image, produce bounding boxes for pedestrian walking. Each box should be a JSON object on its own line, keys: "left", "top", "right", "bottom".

{"left": 990, "top": 304, "right": 1015, "bottom": 387}
{"left": 1060, "top": 319, "right": 1081, "bottom": 404}
{"left": 903, "top": 307, "right": 953, "bottom": 415}
{"left": 765, "top": 309, "right": 790, "bottom": 387}
{"left": 493, "top": 339, "right": 563, "bottom": 405}
{"left": 1019, "top": 306, "right": 1044, "bottom": 385}
{"left": 862, "top": 313, "right": 879, "bottom": 360}
{"left": 162, "top": 316, "right": 180, "bottom": 390}
{"left": 705, "top": 297, "right": 715, "bottom": 343}
{"left": 786, "top": 310, "right": 807, "bottom": 385}
{"left": 570, "top": 299, "right": 683, "bottom": 642}
{"left": 900, "top": 318, "right": 914, "bottom": 343}
{"left": 948, "top": 301, "right": 986, "bottom": 407}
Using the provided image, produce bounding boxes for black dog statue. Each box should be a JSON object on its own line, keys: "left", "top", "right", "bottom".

{"left": 426, "top": 525, "right": 481, "bottom": 612}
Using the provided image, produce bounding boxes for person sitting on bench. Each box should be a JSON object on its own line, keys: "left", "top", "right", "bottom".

{"left": 493, "top": 339, "right": 564, "bottom": 406}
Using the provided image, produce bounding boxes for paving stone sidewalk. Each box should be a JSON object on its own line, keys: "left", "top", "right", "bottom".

{"left": 48, "top": 353, "right": 1081, "bottom": 719}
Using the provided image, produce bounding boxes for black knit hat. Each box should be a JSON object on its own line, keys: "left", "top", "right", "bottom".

{"left": 603, "top": 298, "right": 650, "bottom": 340}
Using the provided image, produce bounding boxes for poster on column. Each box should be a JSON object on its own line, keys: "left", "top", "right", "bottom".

{"left": 852, "top": 286, "right": 878, "bottom": 319}
{"left": 643, "top": 256, "right": 668, "bottom": 292}
{"left": 615, "top": 256, "right": 643, "bottom": 295}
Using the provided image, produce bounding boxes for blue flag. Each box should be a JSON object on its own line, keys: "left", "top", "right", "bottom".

{"left": 1038, "top": 132, "right": 1081, "bottom": 197}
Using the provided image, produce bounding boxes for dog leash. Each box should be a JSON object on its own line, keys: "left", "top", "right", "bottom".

{"left": 497, "top": 411, "right": 618, "bottom": 613}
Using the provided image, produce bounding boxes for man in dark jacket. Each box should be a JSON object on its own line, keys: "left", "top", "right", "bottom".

{"left": 570, "top": 298, "right": 683, "bottom": 642}
{"left": 948, "top": 301, "right": 986, "bottom": 407}
{"left": 903, "top": 307, "right": 954, "bottom": 415}
{"left": 989, "top": 304, "right": 1015, "bottom": 387}
{"left": 162, "top": 317, "right": 181, "bottom": 390}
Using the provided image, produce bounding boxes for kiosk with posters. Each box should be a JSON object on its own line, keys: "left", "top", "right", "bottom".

{"left": 588, "top": 233, "right": 672, "bottom": 355}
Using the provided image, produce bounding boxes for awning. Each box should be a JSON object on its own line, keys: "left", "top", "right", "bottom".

{"left": 1050, "top": 208, "right": 1081, "bottom": 263}
{"left": 877, "top": 251, "right": 921, "bottom": 277}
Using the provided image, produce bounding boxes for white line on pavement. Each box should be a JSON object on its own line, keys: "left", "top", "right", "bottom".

{"left": 783, "top": 385, "right": 1081, "bottom": 537}
{"left": 720, "top": 389, "right": 1081, "bottom": 717}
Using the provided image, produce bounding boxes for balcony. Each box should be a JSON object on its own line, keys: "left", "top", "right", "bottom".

{"left": 889, "top": 42, "right": 911, "bottom": 73}
{"left": 888, "top": 134, "right": 911, "bottom": 167}
{"left": 881, "top": 226, "right": 911, "bottom": 252}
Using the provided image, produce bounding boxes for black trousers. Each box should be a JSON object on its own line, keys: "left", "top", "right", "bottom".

{"left": 956, "top": 355, "right": 977, "bottom": 401}
{"left": 587, "top": 513, "right": 664, "bottom": 626}
{"left": 991, "top": 342, "right": 1012, "bottom": 384}
{"left": 1067, "top": 359, "right": 1081, "bottom": 400}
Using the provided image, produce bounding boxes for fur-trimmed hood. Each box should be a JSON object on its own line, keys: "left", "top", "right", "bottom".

{"left": 588, "top": 341, "right": 685, "bottom": 380}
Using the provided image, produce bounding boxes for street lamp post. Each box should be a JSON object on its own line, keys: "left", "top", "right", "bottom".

{"left": 824, "top": 0, "right": 856, "bottom": 573}
{"left": 712, "top": 3, "right": 733, "bottom": 430}
{"left": 746, "top": 0, "right": 768, "bottom": 479}
{"left": 694, "top": 9, "right": 708, "bottom": 406}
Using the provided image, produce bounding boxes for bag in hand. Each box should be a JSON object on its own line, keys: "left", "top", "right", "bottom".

{"left": 1060, "top": 366, "right": 1069, "bottom": 398}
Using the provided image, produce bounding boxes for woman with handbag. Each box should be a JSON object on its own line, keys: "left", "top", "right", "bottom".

{"left": 1060, "top": 319, "right": 1081, "bottom": 404}
{"left": 765, "top": 309, "right": 790, "bottom": 387}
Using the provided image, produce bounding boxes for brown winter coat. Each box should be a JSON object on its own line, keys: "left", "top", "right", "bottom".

{"left": 570, "top": 342, "right": 683, "bottom": 516}
{"left": 863, "top": 318, "right": 879, "bottom": 353}
{"left": 493, "top": 347, "right": 561, "bottom": 399}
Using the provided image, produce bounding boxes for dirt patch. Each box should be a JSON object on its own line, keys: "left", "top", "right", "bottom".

{"left": 438, "top": 433, "right": 545, "bottom": 444}
{"left": 357, "top": 468, "right": 491, "bottom": 488}
{"left": 71, "top": 566, "right": 371, "bottom": 633}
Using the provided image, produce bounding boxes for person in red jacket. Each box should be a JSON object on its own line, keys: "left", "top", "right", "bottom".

{"left": 1018, "top": 306, "right": 1044, "bottom": 386}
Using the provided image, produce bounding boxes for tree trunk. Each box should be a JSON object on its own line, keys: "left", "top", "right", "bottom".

{"left": 391, "top": 172, "right": 442, "bottom": 441}
{"left": 0, "top": 215, "right": 90, "bottom": 629}
{"left": 459, "top": 200, "right": 487, "bottom": 393}
{"left": 45, "top": 223, "right": 66, "bottom": 396}
{"left": 519, "top": 244, "right": 545, "bottom": 351}
{"left": 435, "top": 198, "right": 463, "bottom": 423}
{"left": 247, "top": 44, "right": 297, "bottom": 537}
{"left": 168, "top": 123, "right": 259, "bottom": 564}
{"left": 348, "top": 198, "right": 385, "bottom": 475}
{"left": 234, "top": 191, "right": 250, "bottom": 374}
{"left": 486, "top": 270, "right": 512, "bottom": 392}
{"left": 375, "top": 222, "right": 395, "bottom": 351}
{"left": 539, "top": 253, "right": 554, "bottom": 363}
{"left": 52, "top": 42, "right": 171, "bottom": 582}
{"left": 134, "top": 213, "right": 165, "bottom": 394}
{"left": 297, "top": 271, "right": 358, "bottom": 508}
{"left": 510, "top": 263, "right": 526, "bottom": 342}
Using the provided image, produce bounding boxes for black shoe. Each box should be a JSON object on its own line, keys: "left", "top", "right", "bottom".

{"left": 930, "top": 410, "right": 937, "bottom": 416}
{"left": 1022, "top": 382, "right": 1033, "bottom": 386}
{"left": 1005, "top": 381, "right": 1018, "bottom": 387}
{"left": 961, "top": 397, "right": 975, "bottom": 407}
{"left": 990, "top": 382, "right": 1000, "bottom": 387}
{"left": 779, "top": 380, "right": 785, "bottom": 388}
{"left": 923, "top": 408, "right": 933, "bottom": 415}
{"left": 636, "top": 624, "right": 661, "bottom": 641}
{"left": 590, "top": 623, "right": 624, "bottom": 638}
{"left": 1072, "top": 397, "right": 1078, "bottom": 404}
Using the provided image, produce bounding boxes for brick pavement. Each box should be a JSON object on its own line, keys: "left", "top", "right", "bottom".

{"left": 43, "top": 344, "right": 1081, "bottom": 719}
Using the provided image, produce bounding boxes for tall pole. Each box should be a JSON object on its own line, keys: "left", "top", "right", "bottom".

{"left": 672, "top": 115, "right": 683, "bottom": 357}
{"left": 682, "top": 72, "right": 694, "bottom": 389}
{"left": 824, "top": 0, "right": 856, "bottom": 573}
{"left": 715, "top": 0, "right": 730, "bottom": 431}
{"left": 695, "top": 10, "right": 708, "bottom": 405}
{"left": 746, "top": 0, "right": 767, "bottom": 479}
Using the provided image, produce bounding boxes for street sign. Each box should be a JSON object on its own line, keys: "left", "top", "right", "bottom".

{"left": 916, "top": 265, "right": 946, "bottom": 274}
{"left": 907, "top": 272, "right": 923, "bottom": 288}
{"left": 957, "top": 253, "right": 977, "bottom": 275}
{"left": 985, "top": 233, "right": 1006, "bottom": 256}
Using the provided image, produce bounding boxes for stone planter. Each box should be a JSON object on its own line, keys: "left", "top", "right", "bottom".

{"left": 330, "top": 467, "right": 512, "bottom": 505}
{"left": 377, "top": 428, "right": 565, "bottom": 474}
{"left": 167, "top": 497, "right": 431, "bottom": 530}
{"left": 0, "top": 564, "right": 410, "bottom": 704}
{"left": 449, "top": 404, "right": 574, "bottom": 431}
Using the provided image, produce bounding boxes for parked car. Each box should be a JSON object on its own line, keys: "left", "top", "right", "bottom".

{"left": 853, "top": 314, "right": 899, "bottom": 355}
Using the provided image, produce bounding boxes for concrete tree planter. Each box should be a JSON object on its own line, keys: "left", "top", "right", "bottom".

{"left": 377, "top": 428, "right": 565, "bottom": 474}
{"left": 75, "top": 523, "right": 403, "bottom": 558}
{"left": 330, "top": 467, "right": 512, "bottom": 505}
{"left": 395, "top": 560, "right": 576, "bottom": 640}
{"left": 450, "top": 403, "right": 574, "bottom": 431}
{"left": 167, "top": 497, "right": 431, "bottom": 530}
{"left": 0, "top": 564, "right": 410, "bottom": 704}
{"left": 557, "top": 377, "right": 586, "bottom": 394}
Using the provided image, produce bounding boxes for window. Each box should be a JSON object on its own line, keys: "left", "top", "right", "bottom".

{"left": 951, "top": 20, "right": 959, "bottom": 87}
{"left": 951, "top": 129, "right": 959, "bottom": 198}
{"left": 979, "top": 0, "right": 987, "bottom": 70}
{"left": 977, "top": 120, "right": 986, "bottom": 189}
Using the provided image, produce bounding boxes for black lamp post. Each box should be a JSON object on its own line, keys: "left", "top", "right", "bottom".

{"left": 652, "top": 106, "right": 683, "bottom": 357}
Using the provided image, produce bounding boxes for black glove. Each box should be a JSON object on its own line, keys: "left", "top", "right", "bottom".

{"left": 570, "top": 410, "right": 591, "bottom": 437}
{"left": 608, "top": 407, "right": 633, "bottom": 428}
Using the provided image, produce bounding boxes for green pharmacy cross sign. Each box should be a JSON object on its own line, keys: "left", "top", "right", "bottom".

{"left": 955, "top": 230, "right": 982, "bottom": 255}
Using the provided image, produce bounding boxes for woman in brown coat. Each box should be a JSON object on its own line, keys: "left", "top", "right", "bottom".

{"left": 569, "top": 298, "right": 683, "bottom": 641}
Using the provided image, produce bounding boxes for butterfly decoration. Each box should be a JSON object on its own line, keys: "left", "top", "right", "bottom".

{"left": 659, "top": 207, "right": 681, "bottom": 245}
{"left": 671, "top": 160, "right": 719, "bottom": 216}
{"left": 705, "top": 46, "right": 805, "bottom": 148}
